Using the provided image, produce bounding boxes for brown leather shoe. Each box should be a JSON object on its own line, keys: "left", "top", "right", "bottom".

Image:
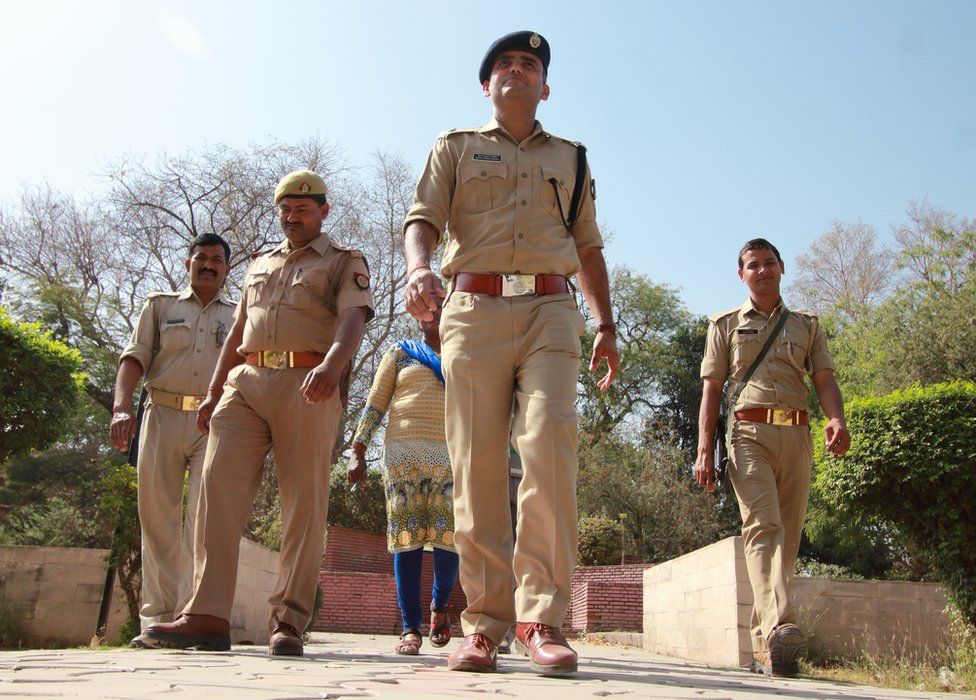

{"left": 142, "top": 614, "right": 230, "bottom": 651}
{"left": 269, "top": 621, "right": 304, "bottom": 657}
{"left": 766, "top": 623, "right": 805, "bottom": 677}
{"left": 514, "top": 622, "right": 578, "bottom": 676}
{"left": 448, "top": 633, "right": 498, "bottom": 672}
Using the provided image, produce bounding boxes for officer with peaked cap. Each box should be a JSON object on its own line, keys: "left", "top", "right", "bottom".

{"left": 143, "top": 169, "right": 374, "bottom": 656}
{"left": 402, "top": 30, "right": 620, "bottom": 675}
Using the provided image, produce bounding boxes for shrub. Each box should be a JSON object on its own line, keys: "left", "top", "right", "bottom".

{"left": 578, "top": 516, "right": 622, "bottom": 566}
{"left": 815, "top": 382, "right": 976, "bottom": 629}
{"left": 0, "top": 308, "right": 84, "bottom": 463}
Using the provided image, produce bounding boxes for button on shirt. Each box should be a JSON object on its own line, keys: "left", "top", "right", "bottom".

{"left": 404, "top": 119, "right": 604, "bottom": 279}
{"left": 238, "top": 234, "right": 374, "bottom": 355}
{"left": 700, "top": 299, "right": 837, "bottom": 411}
{"left": 120, "top": 287, "right": 236, "bottom": 396}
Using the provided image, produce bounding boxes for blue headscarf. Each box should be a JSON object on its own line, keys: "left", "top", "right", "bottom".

{"left": 398, "top": 339, "right": 444, "bottom": 384}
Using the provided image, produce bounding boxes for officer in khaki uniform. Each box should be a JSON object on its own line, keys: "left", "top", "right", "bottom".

{"left": 403, "top": 31, "right": 619, "bottom": 676}
{"left": 111, "top": 233, "right": 235, "bottom": 646}
{"left": 143, "top": 170, "right": 374, "bottom": 656}
{"left": 694, "top": 238, "right": 851, "bottom": 678}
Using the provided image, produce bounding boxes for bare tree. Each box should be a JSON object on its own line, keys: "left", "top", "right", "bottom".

{"left": 894, "top": 198, "right": 976, "bottom": 295}
{"left": 786, "top": 220, "right": 895, "bottom": 322}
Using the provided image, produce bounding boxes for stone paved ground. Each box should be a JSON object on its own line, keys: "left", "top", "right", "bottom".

{"left": 0, "top": 633, "right": 969, "bottom": 699}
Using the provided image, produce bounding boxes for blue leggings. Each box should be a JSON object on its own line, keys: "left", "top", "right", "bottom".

{"left": 394, "top": 547, "right": 460, "bottom": 632}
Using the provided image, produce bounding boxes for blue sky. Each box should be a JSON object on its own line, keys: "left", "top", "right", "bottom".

{"left": 1, "top": 1, "right": 973, "bottom": 316}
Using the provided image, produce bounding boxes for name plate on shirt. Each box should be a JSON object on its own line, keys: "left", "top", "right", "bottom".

{"left": 737, "top": 328, "right": 759, "bottom": 335}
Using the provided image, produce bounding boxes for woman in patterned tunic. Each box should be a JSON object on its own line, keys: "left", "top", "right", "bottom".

{"left": 348, "top": 307, "right": 459, "bottom": 655}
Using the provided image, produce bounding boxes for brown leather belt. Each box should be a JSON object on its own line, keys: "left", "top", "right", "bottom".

{"left": 734, "top": 408, "right": 809, "bottom": 426}
{"left": 245, "top": 351, "right": 325, "bottom": 369}
{"left": 150, "top": 388, "right": 205, "bottom": 412}
{"left": 452, "top": 273, "right": 569, "bottom": 297}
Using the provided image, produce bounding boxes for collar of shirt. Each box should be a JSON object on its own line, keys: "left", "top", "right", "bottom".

{"left": 178, "top": 285, "right": 234, "bottom": 308}
{"left": 272, "top": 233, "right": 330, "bottom": 258}
{"left": 740, "top": 296, "right": 785, "bottom": 320}
{"left": 478, "top": 118, "right": 549, "bottom": 146}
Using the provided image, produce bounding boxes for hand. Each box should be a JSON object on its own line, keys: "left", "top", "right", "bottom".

{"left": 109, "top": 410, "right": 137, "bottom": 451}
{"left": 589, "top": 330, "right": 620, "bottom": 391}
{"left": 301, "top": 361, "right": 342, "bottom": 404}
{"left": 347, "top": 449, "right": 368, "bottom": 489}
{"left": 694, "top": 451, "right": 716, "bottom": 493}
{"left": 824, "top": 418, "right": 851, "bottom": 456}
{"left": 196, "top": 391, "right": 221, "bottom": 435}
{"left": 403, "top": 268, "right": 446, "bottom": 322}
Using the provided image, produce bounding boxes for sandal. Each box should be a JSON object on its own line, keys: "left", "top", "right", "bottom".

{"left": 395, "top": 629, "right": 422, "bottom": 655}
{"left": 429, "top": 603, "right": 452, "bottom": 648}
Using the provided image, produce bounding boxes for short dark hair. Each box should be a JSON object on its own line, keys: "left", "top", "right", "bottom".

{"left": 279, "top": 193, "right": 329, "bottom": 206}
{"left": 189, "top": 233, "right": 231, "bottom": 262}
{"left": 738, "top": 238, "right": 782, "bottom": 269}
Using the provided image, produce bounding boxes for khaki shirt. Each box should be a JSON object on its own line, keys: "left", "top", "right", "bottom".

{"left": 700, "top": 298, "right": 837, "bottom": 411}
{"left": 120, "top": 287, "right": 236, "bottom": 396}
{"left": 404, "top": 119, "right": 604, "bottom": 279}
{"left": 239, "top": 234, "right": 374, "bottom": 354}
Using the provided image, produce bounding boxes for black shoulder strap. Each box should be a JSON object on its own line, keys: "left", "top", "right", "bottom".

{"left": 567, "top": 144, "right": 587, "bottom": 226}
{"left": 547, "top": 144, "right": 589, "bottom": 231}
{"left": 730, "top": 308, "right": 791, "bottom": 405}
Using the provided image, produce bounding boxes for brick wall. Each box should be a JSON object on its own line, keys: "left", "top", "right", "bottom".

{"left": 314, "top": 527, "right": 465, "bottom": 635}
{"left": 566, "top": 564, "right": 653, "bottom": 633}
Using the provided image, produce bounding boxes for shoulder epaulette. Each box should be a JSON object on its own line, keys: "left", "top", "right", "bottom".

{"left": 146, "top": 290, "right": 179, "bottom": 300}
{"left": 329, "top": 241, "right": 363, "bottom": 258}
{"left": 439, "top": 126, "right": 480, "bottom": 139}
{"left": 546, "top": 132, "right": 583, "bottom": 148}
{"left": 249, "top": 248, "right": 272, "bottom": 260}
{"left": 790, "top": 308, "right": 819, "bottom": 320}
{"left": 709, "top": 306, "right": 741, "bottom": 323}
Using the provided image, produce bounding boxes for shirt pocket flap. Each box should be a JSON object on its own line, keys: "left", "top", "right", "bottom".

{"left": 459, "top": 159, "right": 507, "bottom": 182}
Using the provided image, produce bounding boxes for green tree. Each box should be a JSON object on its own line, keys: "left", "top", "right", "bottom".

{"left": 577, "top": 515, "right": 622, "bottom": 566}
{"left": 0, "top": 308, "right": 84, "bottom": 463}
{"left": 815, "top": 382, "right": 976, "bottom": 628}
{"left": 577, "top": 432, "right": 736, "bottom": 563}
{"left": 98, "top": 463, "right": 142, "bottom": 624}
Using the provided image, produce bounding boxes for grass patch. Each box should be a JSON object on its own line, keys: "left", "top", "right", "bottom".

{"left": 801, "top": 657, "right": 975, "bottom": 695}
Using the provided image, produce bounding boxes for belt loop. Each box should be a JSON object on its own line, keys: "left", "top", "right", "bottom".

{"left": 766, "top": 408, "right": 774, "bottom": 423}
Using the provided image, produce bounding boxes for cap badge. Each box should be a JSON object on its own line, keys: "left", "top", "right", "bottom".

{"left": 300, "top": 182, "right": 311, "bottom": 194}
{"left": 529, "top": 33, "right": 541, "bottom": 49}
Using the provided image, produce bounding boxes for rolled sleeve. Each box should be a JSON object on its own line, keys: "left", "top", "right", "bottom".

{"left": 335, "top": 256, "right": 376, "bottom": 323}
{"left": 403, "top": 136, "right": 456, "bottom": 244}
{"left": 118, "top": 299, "right": 156, "bottom": 372}
{"left": 807, "top": 318, "right": 837, "bottom": 374}
{"left": 569, "top": 164, "right": 604, "bottom": 250}
{"left": 700, "top": 320, "right": 729, "bottom": 381}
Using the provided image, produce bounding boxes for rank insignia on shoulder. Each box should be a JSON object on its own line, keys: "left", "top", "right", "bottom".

{"left": 473, "top": 153, "right": 502, "bottom": 161}
{"left": 354, "top": 272, "right": 370, "bottom": 289}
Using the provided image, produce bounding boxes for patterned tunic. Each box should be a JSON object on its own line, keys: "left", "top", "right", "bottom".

{"left": 352, "top": 344, "right": 455, "bottom": 553}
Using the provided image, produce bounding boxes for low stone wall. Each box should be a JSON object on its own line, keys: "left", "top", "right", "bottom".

{"left": 643, "top": 536, "right": 951, "bottom": 667}
{"left": 0, "top": 539, "right": 279, "bottom": 647}
{"left": 566, "top": 564, "right": 653, "bottom": 633}
{"left": 0, "top": 545, "right": 129, "bottom": 646}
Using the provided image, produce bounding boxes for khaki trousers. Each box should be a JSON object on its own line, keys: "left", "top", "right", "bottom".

{"left": 184, "top": 364, "right": 340, "bottom": 632}
{"left": 441, "top": 291, "right": 584, "bottom": 643}
{"left": 137, "top": 402, "right": 206, "bottom": 629}
{"left": 729, "top": 420, "right": 813, "bottom": 651}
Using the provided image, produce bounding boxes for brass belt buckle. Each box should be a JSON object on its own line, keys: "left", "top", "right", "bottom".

{"left": 181, "top": 395, "right": 203, "bottom": 412}
{"left": 769, "top": 409, "right": 794, "bottom": 426}
{"left": 500, "top": 274, "right": 536, "bottom": 297}
{"left": 262, "top": 350, "right": 288, "bottom": 369}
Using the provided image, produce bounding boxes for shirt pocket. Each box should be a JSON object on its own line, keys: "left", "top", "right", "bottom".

{"left": 289, "top": 266, "right": 332, "bottom": 310}
{"left": 540, "top": 163, "right": 574, "bottom": 224}
{"left": 457, "top": 160, "right": 508, "bottom": 214}
{"left": 730, "top": 333, "right": 761, "bottom": 376}
{"left": 159, "top": 319, "right": 192, "bottom": 351}
{"left": 244, "top": 270, "right": 272, "bottom": 306}
{"left": 777, "top": 337, "right": 809, "bottom": 374}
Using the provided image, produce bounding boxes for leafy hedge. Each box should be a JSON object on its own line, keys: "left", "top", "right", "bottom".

{"left": 578, "top": 516, "right": 622, "bottom": 566}
{"left": 814, "top": 382, "right": 976, "bottom": 627}
{"left": 0, "top": 308, "right": 84, "bottom": 463}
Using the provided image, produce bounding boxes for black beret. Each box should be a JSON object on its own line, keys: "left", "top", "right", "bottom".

{"left": 478, "top": 30, "right": 551, "bottom": 84}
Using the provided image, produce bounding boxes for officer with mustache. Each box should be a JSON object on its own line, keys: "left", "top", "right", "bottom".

{"left": 111, "top": 233, "right": 235, "bottom": 647}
